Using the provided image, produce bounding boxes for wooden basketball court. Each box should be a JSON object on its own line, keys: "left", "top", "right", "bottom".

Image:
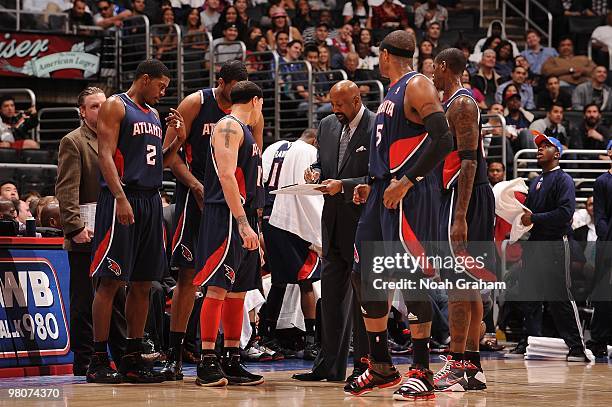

{"left": 1, "top": 357, "right": 611, "bottom": 406}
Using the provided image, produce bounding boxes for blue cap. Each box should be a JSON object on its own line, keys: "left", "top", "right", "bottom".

{"left": 533, "top": 130, "right": 563, "bottom": 154}
{"left": 607, "top": 139, "right": 612, "bottom": 151}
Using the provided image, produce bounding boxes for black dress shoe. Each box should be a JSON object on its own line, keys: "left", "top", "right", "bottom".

{"left": 292, "top": 371, "right": 326, "bottom": 381}
{"left": 346, "top": 364, "right": 367, "bottom": 383}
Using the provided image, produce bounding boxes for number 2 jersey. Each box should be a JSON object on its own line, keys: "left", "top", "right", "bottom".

{"left": 103, "top": 92, "right": 163, "bottom": 190}
{"left": 204, "top": 115, "right": 264, "bottom": 210}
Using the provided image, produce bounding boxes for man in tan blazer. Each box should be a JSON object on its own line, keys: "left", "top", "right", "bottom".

{"left": 56, "top": 87, "right": 126, "bottom": 376}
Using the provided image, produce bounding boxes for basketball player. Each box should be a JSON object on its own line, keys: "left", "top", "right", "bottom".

{"left": 348, "top": 30, "right": 453, "bottom": 400}
{"left": 160, "top": 60, "right": 256, "bottom": 381}
{"left": 431, "top": 48, "right": 494, "bottom": 392}
{"left": 87, "top": 59, "right": 185, "bottom": 383}
{"left": 192, "top": 81, "right": 265, "bottom": 387}
{"left": 260, "top": 129, "right": 322, "bottom": 359}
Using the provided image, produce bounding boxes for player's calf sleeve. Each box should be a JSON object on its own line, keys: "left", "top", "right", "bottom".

{"left": 221, "top": 297, "right": 245, "bottom": 343}
{"left": 404, "top": 299, "right": 433, "bottom": 326}
{"left": 200, "top": 297, "right": 224, "bottom": 344}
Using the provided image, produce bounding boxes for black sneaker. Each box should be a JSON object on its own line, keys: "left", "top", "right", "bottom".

{"left": 221, "top": 353, "right": 264, "bottom": 386}
{"left": 433, "top": 356, "right": 467, "bottom": 392}
{"left": 118, "top": 352, "right": 166, "bottom": 383}
{"left": 586, "top": 341, "right": 608, "bottom": 359}
{"left": 567, "top": 347, "right": 590, "bottom": 362}
{"left": 343, "top": 358, "right": 402, "bottom": 397}
{"left": 196, "top": 354, "right": 228, "bottom": 387}
{"left": 160, "top": 348, "right": 183, "bottom": 381}
{"left": 505, "top": 340, "right": 527, "bottom": 358}
{"left": 346, "top": 362, "right": 367, "bottom": 383}
{"left": 262, "top": 337, "right": 297, "bottom": 359}
{"left": 303, "top": 335, "right": 319, "bottom": 361}
{"left": 464, "top": 361, "right": 486, "bottom": 390}
{"left": 389, "top": 338, "right": 410, "bottom": 355}
{"left": 393, "top": 367, "right": 435, "bottom": 401}
{"left": 86, "top": 353, "right": 122, "bottom": 384}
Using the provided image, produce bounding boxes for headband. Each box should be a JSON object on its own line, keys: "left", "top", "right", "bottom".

{"left": 379, "top": 42, "right": 414, "bottom": 58}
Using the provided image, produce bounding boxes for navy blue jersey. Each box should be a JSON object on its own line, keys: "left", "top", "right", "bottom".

{"left": 204, "top": 115, "right": 263, "bottom": 209}
{"left": 369, "top": 71, "right": 430, "bottom": 181}
{"left": 103, "top": 93, "right": 163, "bottom": 190}
{"left": 593, "top": 171, "right": 612, "bottom": 241}
{"left": 182, "top": 88, "right": 229, "bottom": 181}
{"left": 441, "top": 88, "right": 488, "bottom": 190}
{"left": 263, "top": 140, "right": 292, "bottom": 209}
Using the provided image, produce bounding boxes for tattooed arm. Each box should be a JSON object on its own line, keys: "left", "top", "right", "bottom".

{"left": 212, "top": 118, "right": 258, "bottom": 250}
{"left": 447, "top": 97, "right": 480, "bottom": 251}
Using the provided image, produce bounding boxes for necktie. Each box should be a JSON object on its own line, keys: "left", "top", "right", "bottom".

{"left": 338, "top": 125, "right": 351, "bottom": 170}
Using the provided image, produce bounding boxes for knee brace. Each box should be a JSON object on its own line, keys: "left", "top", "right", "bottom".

{"left": 404, "top": 299, "right": 433, "bottom": 325}
{"left": 351, "top": 272, "right": 389, "bottom": 318}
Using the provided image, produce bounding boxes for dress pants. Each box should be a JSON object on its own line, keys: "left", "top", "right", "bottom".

{"left": 69, "top": 251, "right": 127, "bottom": 370}
{"left": 311, "top": 239, "right": 368, "bottom": 381}
{"left": 590, "top": 241, "right": 612, "bottom": 345}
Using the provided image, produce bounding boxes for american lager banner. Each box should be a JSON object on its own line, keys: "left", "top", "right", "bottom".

{"left": 0, "top": 31, "right": 101, "bottom": 79}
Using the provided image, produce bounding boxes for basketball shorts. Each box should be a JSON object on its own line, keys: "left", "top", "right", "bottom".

{"left": 169, "top": 181, "right": 202, "bottom": 270}
{"left": 262, "top": 218, "right": 321, "bottom": 285}
{"left": 438, "top": 183, "right": 496, "bottom": 283}
{"left": 90, "top": 187, "right": 166, "bottom": 282}
{"left": 353, "top": 176, "right": 440, "bottom": 279}
{"left": 193, "top": 204, "right": 260, "bottom": 292}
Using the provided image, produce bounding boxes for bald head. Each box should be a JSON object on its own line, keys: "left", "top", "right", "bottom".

{"left": 40, "top": 203, "right": 61, "bottom": 229}
{"left": 330, "top": 80, "right": 362, "bottom": 125}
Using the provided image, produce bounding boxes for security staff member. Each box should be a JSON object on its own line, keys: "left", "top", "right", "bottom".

{"left": 519, "top": 131, "right": 589, "bottom": 361}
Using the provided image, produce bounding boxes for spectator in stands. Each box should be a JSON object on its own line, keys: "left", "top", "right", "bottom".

{"left": 247, "top": 26, "right": 264, "bottom": 42}
{"left": 22, "top": 191, "right": 41, "bottom": 205}
{"left": 494, "top": 40, "right": 516, "bottom": 81}
{"left": 273, "top": 31, "right": 290, "bottom": 60}
{"left": 461, "top": 71, "right": 487, "bottom": 109}
{"left": 503, "top": 87, "right": 534, "bottom": 150}
{"left": 537, "top": 75, "right": 573, "bottom": 110}
{"left": 0, "top": 200, "right": 17, "bottom": 222}
{"left": 279, "top": 40, "right": 307, "bottom": 97}
{"left": 0, "top": 95, "right": 39, "bottom": 150}
{"left": 154, "top": 8, "right": 178, "bottom": 60}
{"left": 496, "top": 66, "right": 536, "bottom": 109}
{"left": 424, "top": 21, "right": 448, "bottom": 56}
{"left": 357, "top": 42, "right": 379, "bottom": 71}
{"left": 343, "top": 0, "right": 372, "bottom": 28}
{"left": 471, "top": 20, "right": 520, "bottom": 63}
{"left": 456, "top": 40, "right": 479, "bottom": 75}
{"left": 521, "top": 29, "right": 559, "bottom": 76}
{"left": 530, "top": 103, "right": 570, "bottom": 147}
{"left": 371, "top": 0, "right": 409, "bottom": 32}
{"left": 308, "top": 0, "right": 336, "bottom": 11}
{"left": 294, "top": 0, "right": 316, "bottom": 31}
{"left": 265, "top": 8, "right": 302, "bottom": 50}
{"left": 212, "top": 23, "right": 244, "bottom": 66}
{"left": 303, "top": 45, "right": 334, "bottom": 120}
{"left": 514, "top": 55, "right": 536, "bottom": 86}
{"left": 418, "top": 39, "right": 434, "bottom": 62}
{"left": 40, "top": 203, "right": 61, "bottom": 230}
{"left": 34, "top": 196, "right": 58, "bottom": 226}
{"left": 415, "top": 0, "right": 448, "bottom": 30}
{"left": 573, "top": 196, "right": 596, "bottom": 241}
{"left": 234, "top": 0, "right": 251, "bottom": 30}
{"left": 488, "top": 161, "right": 505, "bottom": 187}
{"left": 0, "top": 181, "right": 18, "bottom": 201}
{"left": 358, "top": 28, "right": 379, "bottom": 56}
{"left": 569, "top": 103, "right": 611, "bottom": 153}
{"left": 572, "top": 66, "right": 612, "bottom": 112}
{"left": 301, "top": 10, "right": 336, "bottom": 45}
{"left": 541, "top": 37, "right": 596, "bottom": 88}
{"left": 343, "top": 52, "right": 373, "bottom": 95}
{"left": 309, "top": 22, "right": 333, "bottom": 48}
{"left": 591, "top": 11, "right": 612, "bottom": 62}
{"left": 183, "top": 7, "right": 208, "bottom": 50}
{"left": 471, "top": 49, "right": 502, "bottom": 107}
{"left": 418, "top": 57, "right": 435, "bottom": 79}
{"left": 14, "top": 199, "right": 31, "bottom": 226}
{"left": 332, "top": 24, "right": 356, "bottom": 58}
{"left": 200, "top": 0, "right": 222, "bottom": 32}
{"left": 94, "top": 0, "right": 132, "bottom": 30}
{"left": 213, "top": 6, "right": 246, "bottom": 40}
{"left": 66, "top": 0, "right": 95, "bottom": 28}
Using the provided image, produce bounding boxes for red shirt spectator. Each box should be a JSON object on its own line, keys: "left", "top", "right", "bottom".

{"left": 371, "top": 0, "right": 409, "bottom": 30}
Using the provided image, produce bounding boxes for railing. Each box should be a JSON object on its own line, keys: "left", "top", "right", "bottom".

{"left": 150, "top": 23, "right": 183, "bottom": 105}
{"left": 36, "top": 107, "right": 81, "bottom": 146}
{"left": 502, "top": 0, "right": 552, "bottom": 48}
{"left": 212, "top": 41, "right": 247, "bottom": 77}
{"left": 3, "top": 5, "right": 69, "bottom": 32}
{"left": 355, "top": 80, "right": 385, "bottom": 113}
{"left": 245, "top": 51, "right": 279, "bottom": 143}
{"left": 481, "top": 113, "right": 508, "bottom": 177}
{"left": 119, "top": 15, "right": 151, "bottom": 91}
{"left": 182, "top": 30, "right": 213, "bottom": 97}
{"left": 276, "top": 60, "right": 313, "bottom": 140}
{"left": 311, "top": 69, "right": 347, "bottom": 126}
{"left": 0, "top": 163, "right": 58, "bottom": 196}
{"left": 513, "top": 149, "right": 609, "bottom": 202}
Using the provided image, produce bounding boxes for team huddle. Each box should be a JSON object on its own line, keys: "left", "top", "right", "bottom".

{"left": 86, "top": 30, "right": 499, "bottom": 400}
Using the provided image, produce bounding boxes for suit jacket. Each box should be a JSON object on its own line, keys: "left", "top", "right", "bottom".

{"left": 312, "top": 107, "right": 375, "bottom": 260}
{"left": 56, "top": 124, "right": 100, "bottom": 252}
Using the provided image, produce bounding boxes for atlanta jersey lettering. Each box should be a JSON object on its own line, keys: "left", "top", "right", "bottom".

{"left": 368, "top": 71, "right": 430, "bottom": 181}
{"left": 104, "top": 93, "right": 163, "bottom": 190}
{"left": 263, "top": 140, "right": 292, "bottom": 209}
{"left": 441, "top": 88, "right": 488, "bottom": 190}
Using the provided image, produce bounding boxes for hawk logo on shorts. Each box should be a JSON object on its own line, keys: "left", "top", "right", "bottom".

{"left": 181, "top": 244, "right": 193, "bottom": 262}
{"left": 224, "top": 264, "right": 236, "bottom": 284}
{"left": 107, "top": 258, "right": 122, "bottom": 276}
{"left": 354, "top": 245, "right": 360, "bottom": 264}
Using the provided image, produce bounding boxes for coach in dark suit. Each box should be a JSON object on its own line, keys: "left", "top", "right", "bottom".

{"left": 293, "top": 80, "right": 373, "bottom": 382}
{"left": 56, "top": 87, "right": 126, "bottom": 375}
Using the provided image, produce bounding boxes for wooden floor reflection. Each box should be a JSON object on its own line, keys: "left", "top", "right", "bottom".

{"left": 1, "top": 359, "right": 611, "bottom": 406}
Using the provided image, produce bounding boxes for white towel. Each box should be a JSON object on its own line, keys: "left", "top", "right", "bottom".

{"left": 267, "top": 140, "right": 324, "bottom": 252}
{"left": 493, "top": 178, "right": 532, "bottom": 243}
